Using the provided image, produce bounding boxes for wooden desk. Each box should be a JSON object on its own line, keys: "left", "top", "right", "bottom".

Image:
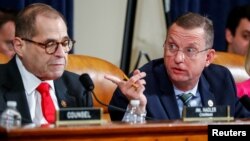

{"left": 3, "top": 119, "right": 249, "bottom": 141}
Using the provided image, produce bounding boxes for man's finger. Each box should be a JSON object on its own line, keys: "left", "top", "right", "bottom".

{"left": 104, "top": 74, "right": 122, "bottom": 85}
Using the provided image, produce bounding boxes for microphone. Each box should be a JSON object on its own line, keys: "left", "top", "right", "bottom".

{"left": 239, "top": 95, "right": 250, "bottom": 111}
{"left": 79, "top": 73, "right": 126, "bottom": 112}
{"left": 79, "top": 73, "right": 94, "bottom": 91}
{"left": 79, "top": 73, "right": 92, "bottom": 107}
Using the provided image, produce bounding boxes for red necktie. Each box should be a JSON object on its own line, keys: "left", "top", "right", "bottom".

{"left": 36, "top": 82, "right": 56, "bottom": 124}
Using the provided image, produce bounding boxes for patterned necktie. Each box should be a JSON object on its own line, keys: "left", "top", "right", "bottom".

{"left": 36, "top": 82, "right": 56, "bottom": 124}
{"left": 179, "top": 93, "right": 193, "bottom": 107}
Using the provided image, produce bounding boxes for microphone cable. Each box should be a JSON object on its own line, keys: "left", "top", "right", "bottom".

{"left": 90, "top": 90, "right": 126, "bottom": 112}
{"left": 79, "top": 73, "right": 152, "bottom": 120}
{"left": 79, "top": 73, "right": 127, "bottom": 113}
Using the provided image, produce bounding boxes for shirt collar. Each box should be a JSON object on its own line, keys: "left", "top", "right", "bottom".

{"left": 16, "top": 56, "right": 54, "bottom": 94}
{"left": 173, "top": 81, "right": 199, "bottom": 97}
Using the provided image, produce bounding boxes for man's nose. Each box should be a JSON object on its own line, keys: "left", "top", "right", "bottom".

{"left": 174, "top": 50, "right": 185, "bottom": 63}
{"left": 54, "top": 44, "right": 66, "bottom": 56}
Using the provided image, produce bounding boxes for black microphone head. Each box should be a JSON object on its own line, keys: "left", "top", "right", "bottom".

{"left": 79, "top": 73, "right": 94, "bottom": 91}
{"left": 239, "top": 95, "right": 250, "bottom": 111}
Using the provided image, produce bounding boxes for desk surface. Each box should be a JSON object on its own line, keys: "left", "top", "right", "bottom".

{"left": 1, "top": 119, "right": 250, "bottom": 141}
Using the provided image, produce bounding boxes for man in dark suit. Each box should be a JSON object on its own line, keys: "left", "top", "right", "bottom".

{"left": 0, "top": 3, "right": 92, "bottom": 125}
{"left": 105, "top": 12, "right": 250, "bottom": 121}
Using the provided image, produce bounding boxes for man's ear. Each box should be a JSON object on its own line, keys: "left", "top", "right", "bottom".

{"left": 225, "top": 29, "right": 233, "bottom": 43}
{"left": 205, "top": 49, "right": 215, "bottom": 67}
{"left": 13, "top": 37, "right": 24, "bottom": 58}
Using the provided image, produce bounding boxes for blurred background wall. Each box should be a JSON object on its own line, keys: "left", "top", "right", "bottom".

{"left": 74, "top": 0, "right": 166, "bottom": 73}
{"left": 74, "top": 0, "right": 127, "bottom": 68}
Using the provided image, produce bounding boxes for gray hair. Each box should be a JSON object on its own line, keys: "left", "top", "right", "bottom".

{"left": 15, "top": 3, "right": 67, "bottom": 38}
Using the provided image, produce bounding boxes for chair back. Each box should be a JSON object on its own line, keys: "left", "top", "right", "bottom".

{"left": 66, "top": 54, "right": 125, "bottom": 120}
{"left": 212, "top": 51, "right": 249, "bottom": 83}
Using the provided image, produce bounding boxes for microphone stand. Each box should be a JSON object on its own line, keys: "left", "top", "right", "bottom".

{"left": 90, "top": 90, "right": 126, "bottom": 112}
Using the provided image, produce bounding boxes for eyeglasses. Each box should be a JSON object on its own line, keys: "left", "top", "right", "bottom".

{"left": 164, "top": 44, "right": 211, "bottom": 58}
{"left": 21, "top": 38, "right": 75, "bottom": 54}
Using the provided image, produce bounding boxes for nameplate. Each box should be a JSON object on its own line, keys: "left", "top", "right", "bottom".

{"left": 56, "top": 107, "right": 105, "bottom": 126}
{"left": 182, "top": 106, "right": 234, "bottom": 122}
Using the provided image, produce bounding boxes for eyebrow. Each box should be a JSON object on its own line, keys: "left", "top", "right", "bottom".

{"left": 168, "top": 37, "right": 200, "bottom": 48}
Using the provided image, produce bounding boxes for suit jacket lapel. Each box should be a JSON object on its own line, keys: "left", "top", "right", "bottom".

{"left": 154, "top": 64, "right": 180, "bottom": 119}
{"left": 2, "top": 58, "right": 32, "bottom": 123}
{"left": 54, "top": 78, "right": 68, "bottom": 108}
{"left": 198, "top": 74, "right": 216, "bottom": 107}
{"left": 54, "top": 76, "right": 78, "bottom": 108}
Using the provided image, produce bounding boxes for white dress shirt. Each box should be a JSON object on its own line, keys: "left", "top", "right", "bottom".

{"left": 16, "top": 56, "right": 59, "bottom": 125}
